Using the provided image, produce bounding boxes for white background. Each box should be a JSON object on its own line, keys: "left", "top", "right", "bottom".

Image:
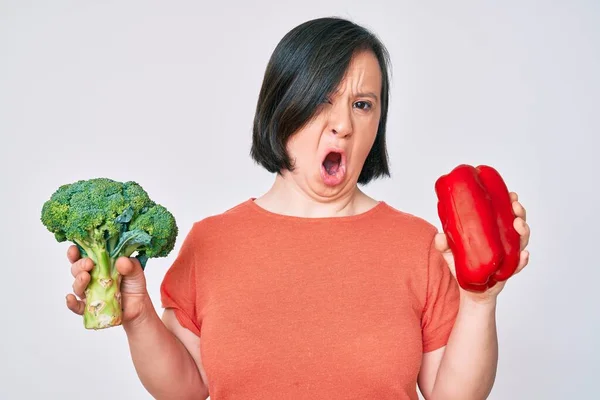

{"left": 1, "top": 1, "right": 598, "bottom": 399}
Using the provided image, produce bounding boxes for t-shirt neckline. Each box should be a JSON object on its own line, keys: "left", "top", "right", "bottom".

{"left": 245, "top": 197, "right": 387, "bottom": 223}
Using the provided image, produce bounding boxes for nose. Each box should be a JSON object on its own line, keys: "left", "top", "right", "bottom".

{"left": 328, "top": 103, "right": 353, "bottom": 138}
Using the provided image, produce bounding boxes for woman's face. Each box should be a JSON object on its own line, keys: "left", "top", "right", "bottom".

{"left": 283, "top": 50, "right": 383, "bottom": 200}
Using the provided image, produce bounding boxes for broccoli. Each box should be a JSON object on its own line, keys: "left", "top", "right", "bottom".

{"left": 41, "top": 178, "right": 178, "bottom": 330}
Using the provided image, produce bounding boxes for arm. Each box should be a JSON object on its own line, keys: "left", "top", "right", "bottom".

{"left": 123, "top": 297, "right": 209, "bottom": 400}
{"left": 418, "top": 295, "right": 498, "bottom": 400}
{"left": 419, "top": 192, "right": 530, "bottom": 399}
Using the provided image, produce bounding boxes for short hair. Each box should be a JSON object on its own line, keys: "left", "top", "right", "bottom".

{"left": 250, "top": 17, "right": 392, "bottom": 185}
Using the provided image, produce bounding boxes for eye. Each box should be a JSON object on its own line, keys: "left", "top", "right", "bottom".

{"left": 354, "top": 101, "right": 372, "bottom": 111}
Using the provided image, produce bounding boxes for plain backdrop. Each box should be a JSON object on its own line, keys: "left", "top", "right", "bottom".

{"left": 1, "top": 1, "right": 598, "bottom": 399}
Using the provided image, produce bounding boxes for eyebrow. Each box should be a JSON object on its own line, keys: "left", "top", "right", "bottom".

{"left": 356, "top": 92, "right": 379, "bottom": 102}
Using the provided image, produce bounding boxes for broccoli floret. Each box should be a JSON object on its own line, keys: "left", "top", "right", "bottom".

{"left": 41, "top": 178, "right": 178, "bottom": 330}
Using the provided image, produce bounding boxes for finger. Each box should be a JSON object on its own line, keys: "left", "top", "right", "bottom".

{"left": 116, "top": 256, "right": 136, "bottom": 276}
{"left": 67, "top": 245, "right": 81, "bottom": 263}
{"left": 513, "top": 217, "right": 530, "bottom": 250}
{"left": 510, "top": 192, "right": 518, "bottom": 202}
{"left": 434, "top": 232, "right": 451, "bottom": 253}
{"left": 513, "top": 250, "right": 530, "bottom": 275}
{"left": 66, "top": 294, "right": 85, "bottom": 315}
{"left": 512, "top": 200, "right": 526, "bottom": 221}
{"left": 72, "top": 271, "right": 91, "bottom": 299}
{"left": 70, "top": 257, "right": 94, "bottom": 278}
{"left": 115, "top": 256, "right": 146, "bottom": 276}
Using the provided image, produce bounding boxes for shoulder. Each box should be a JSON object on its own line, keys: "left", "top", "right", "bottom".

{"left": 186, "top": 198, "right": 254, "bottom": 238}
{"left": 378, "top": 202, "right": 439, "bottom": 243}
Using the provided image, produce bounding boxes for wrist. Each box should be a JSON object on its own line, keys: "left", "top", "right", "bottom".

{"left": 459, "top": 291, "right": 498, "bottom": 311}
{"left": 123, "top": 295, "right": 157, "bottom": 333}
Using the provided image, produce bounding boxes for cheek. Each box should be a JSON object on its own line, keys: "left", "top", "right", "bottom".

{"left": 286, "top": 131, "right": 319, "bottom": 167}
{"left": 355, "top": 125, "right": 378, "bottom": 160}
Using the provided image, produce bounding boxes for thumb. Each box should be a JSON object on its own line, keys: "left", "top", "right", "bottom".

{"left": 116, "top": 256, "right": 144, "bottom": 276}
{"left": 434, "top": 232, "right": 451, "bottom": 254}
{"left": 115, "top": 256, "right": 147, "bottom": 294}
{"left": 434, "top": 232, "right": 457, "bottom": 277}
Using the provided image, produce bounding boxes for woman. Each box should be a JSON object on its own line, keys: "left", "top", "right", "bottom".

{"left": 66, "top": 17, "right": 531, "bottom": 399}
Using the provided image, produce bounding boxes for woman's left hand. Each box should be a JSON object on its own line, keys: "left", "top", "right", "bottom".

{"left": 435, "top": 191, "right": 531, "bottom": 303}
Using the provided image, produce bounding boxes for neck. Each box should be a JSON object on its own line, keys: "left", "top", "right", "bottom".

{"left": 254, "top": 173, "right": 378, "bottom": 218}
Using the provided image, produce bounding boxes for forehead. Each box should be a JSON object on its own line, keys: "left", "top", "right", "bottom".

{"left": 337, "top": 50, "right": 382, "bottom": 91}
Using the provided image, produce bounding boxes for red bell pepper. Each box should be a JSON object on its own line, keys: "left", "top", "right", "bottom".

{"left": 434, "top": 164, "right": 521, "bottom": 292}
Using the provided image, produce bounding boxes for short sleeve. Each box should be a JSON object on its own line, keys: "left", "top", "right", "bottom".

{"left": 160, "top": 224, "right": 202, "bottom": 337}
{"left": 421, "top": 234, "right": 460, "bottom": 352}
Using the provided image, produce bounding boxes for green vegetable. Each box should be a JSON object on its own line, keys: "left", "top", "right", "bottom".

{"left": 41, "top": 178, "right": 178, "bottom": 330}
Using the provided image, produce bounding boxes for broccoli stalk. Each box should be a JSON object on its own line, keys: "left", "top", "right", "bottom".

{"left": 41, "top": 178, "right": 178, "bottom": 330}
{"left": 77, "top": 240, "right": 122, "bottom": 329}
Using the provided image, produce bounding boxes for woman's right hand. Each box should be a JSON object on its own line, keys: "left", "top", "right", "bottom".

{"left": 65, "top": 245, "right": 152, "bottom": 326}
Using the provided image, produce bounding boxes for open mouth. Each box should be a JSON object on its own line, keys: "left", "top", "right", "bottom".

{"left": 320, "top": 149, "right": 346, "bottom": 186}
{"left": 323, "top": 152, "right": 342, "bottom": 175}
